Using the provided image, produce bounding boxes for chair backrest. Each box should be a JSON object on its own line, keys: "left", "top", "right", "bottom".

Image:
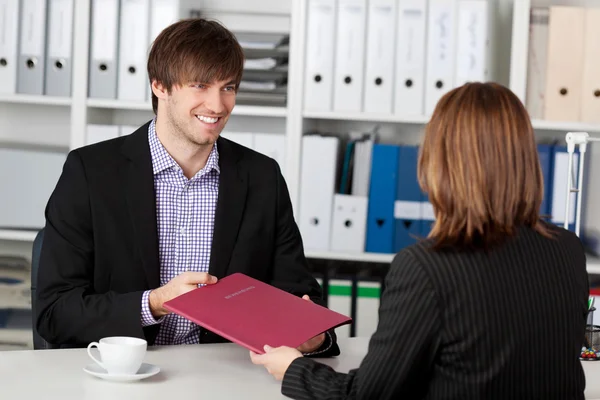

{"left": 31, "top": 228, "right": 59, "bottom": 349}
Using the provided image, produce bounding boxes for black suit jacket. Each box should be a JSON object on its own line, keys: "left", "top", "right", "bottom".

{"left": 281, "top": 224, "right": 589, "bottom": 399}
{"left": 36, "top": 121, "right": 339, "bottom": 356}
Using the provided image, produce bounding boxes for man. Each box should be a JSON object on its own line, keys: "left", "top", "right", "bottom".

{"left": 36, "top": 18, "right": 338, "bottom": 357}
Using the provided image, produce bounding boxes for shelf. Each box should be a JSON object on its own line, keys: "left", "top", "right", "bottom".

{"left": 303, "top": 110, "right": 430, "bottom": 125}
{"left": 305, "top": 251, "right": 394, "bottom": 264}
{"left": 87, "top": 98, "right": 287, "bottom": 117}
{"left": 0, "top": 94, "right": 71, "bottom": 106}
{"left": 0, "top": 328, "right": 32, "bottom": 347}
{"left": 531, "top": 119, "right": 600, "bottom": 133}
{"left": 0, "top": 229, "right": 38, "bottom": 242}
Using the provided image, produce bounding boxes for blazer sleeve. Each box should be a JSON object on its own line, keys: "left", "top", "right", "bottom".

{"left": 35, "top": 151, "right": 146, "bottom": 346}
{"left": 268, "top": 161, "right": 340, "bottom": 358}
{"left": 281, "top": 250, "right": 442, "bottom": 400}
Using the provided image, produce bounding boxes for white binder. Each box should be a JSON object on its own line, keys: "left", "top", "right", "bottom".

{"left": 333, "top": 0, "right": 367, "bottom": 112}
{"left": 89, "top": 0, "right": 120, "bottom": 99}
{"left": 356, "top": 281, "right": 380, "bottom": 338}
{"left": 0, "top": 0, "right": 20, "bottom": 94}
{"left": 525, "top": 7, "right": 549, "bottom": 120}
{"left": 117, "top": 0, "right": 150, "bottom": 102}
{"left": 17, "top": 0, "right": 48, "bottom": 95}
{"left": 394, "top": 0, "right": 428, "bottom": 116}
{"left": 580, "top": 8, "right": 600, "bottom": 124}
{"left": 45, "top": 0, "right": 74, "bottom": 97}
{"left": 454, "top": 0, "right": 490, "bottom": 86}
{"left": 298, "top": 135, "right": 339, "bottom": 251}
{"left": 551, "top": 150, "right": 578, "bottom": 227}
{"left": 252, "top": 133, "right": 286, "bottom": 178}
{"left": 148, "top": 0, "right": 180, "bottom": 101}
{"left": 303, "top": 0, "right": 337, "bottom": 112}
{"left": 330, "top": 194, "right": 368, "bottom": 252}
{"left": 86, "top": 124, "right": 120, "bottom": 145}
{"left": 220, "top": 132, "right": 255, "bottom": 149}
{"left": 424, "top": 0, "right": 457, "bottom": 116}
{"left": 363, "top": 0, "right": 397, "bottom": 114}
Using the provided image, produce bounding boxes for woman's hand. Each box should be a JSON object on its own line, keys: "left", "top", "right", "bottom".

{"left": 250, "top": 345, "right": 303, "bottom": 381}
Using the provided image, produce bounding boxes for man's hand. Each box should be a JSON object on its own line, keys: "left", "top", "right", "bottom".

{"left": 296, "top": 295, "right": 326, "bottom": 353}
{"left": 149, "top": 272, "right": 217, "bottom": 317}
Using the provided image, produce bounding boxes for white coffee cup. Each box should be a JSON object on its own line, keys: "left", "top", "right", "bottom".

{"left": 87, "top": 336, "right": 147, "bottom": 375}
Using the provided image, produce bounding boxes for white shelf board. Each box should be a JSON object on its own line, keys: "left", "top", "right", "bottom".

{"left": 0, "top": 328, "right": 32, "bottom": 346}
{"left": 0, "top": 229, "right": 38, "bottom": 242}
{"left": 531, "top": 119, "right": 600, "bottom": 133}
{"left": 305, "top": 251, "right": 394, "bottom": 264}
{"left": 303, "top": 110, "right": 430, "bottom": 125}
{"left": 0, "top": 94, "right": 71, "bottom": 106}
{"left": 87, "top": 98, "right": 287, "bottom": 117}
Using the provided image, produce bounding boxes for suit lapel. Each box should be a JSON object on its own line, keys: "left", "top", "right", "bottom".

{"left": 209, "top": 137, "right": 248, "bottom": 278}
{"left": 120, "top": 123, "right": 161, "bottom": 289}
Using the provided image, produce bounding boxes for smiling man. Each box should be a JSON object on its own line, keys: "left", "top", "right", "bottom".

{"left": 35, "top": 18, "right": 339, "bottom": 357}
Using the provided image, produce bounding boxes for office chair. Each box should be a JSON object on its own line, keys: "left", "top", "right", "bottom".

{"left": 30, "top": 228, "right": 59, "bottom": 349}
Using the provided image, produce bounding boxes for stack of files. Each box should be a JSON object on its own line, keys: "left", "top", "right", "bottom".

{"left": 235, "top": 32, "right": 289, "bottom": 50}
{"left": 0, "top": 256, "right": 30, "bottom": 311}
{"left": 330, "top": 133, "right": 375, "bottom": 253}
{"left": 525, "top": 5, "right": 600, "bottom": 123}
{"left": 0, "top": 0, "right": 75, "bottom": 96}
{"left": 302, "top": 0, "right": 494, "bottom": 117}
{"left": 88, "top": 0, "right": 181, "bottom": 101}
{"left": 219, "top": 131, "right": 287, "bottom": 179}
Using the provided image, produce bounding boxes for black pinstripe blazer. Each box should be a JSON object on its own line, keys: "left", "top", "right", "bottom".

{"left": 282, "top": 223, "right": 589, "bottom": 399}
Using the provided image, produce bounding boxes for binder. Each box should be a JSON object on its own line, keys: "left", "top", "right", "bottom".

{"left": 543, "top": 6, "right": 585, "bottom": 122}
{"left": 0, "top": 0, "right": 20, "bottom": 94}
{"left": 148, "top": 0, "right": 180, "bottom": 101}
{"left": 333, "top": 0, "right": 367, "bottom": 112}
{"left": 298, "top": 135, "right": 339, "bottom": 251}
{"left": 525, "top": 7, "right": 550, "bottom": 120}
{"left": 330, "top": 194, "right": 368, "bottom": 253}
{"left": 454, "top": 0, "right": 490, "bottom": 86}
{"left": 17, "top": 0, "right": 48, "bottom": 95}
{"left": 220, "top": 132, "right": 254, "bottom": 149}
{"left": 355, "top": 280, "right": 380, "bottom": 338}
{"left": 321, "top": 278, "right": 352, "bottom": 339}
{"left": 86, "top": 124, "right": 120, "bottom": 145}
{"left": 394, "top": 0, "right": 428, "bottom": 116}
{"left": 424, "top": 0, "right": 457, "bottom": 116}
{"left": 363, "top": 0, "right": 396, "bottom": 114}
{"left": 394, "top": 145, "right": 422, "bottom": 252}
{"left": 537, "top": 143, "right": 554, "bottom": 218}
{"left": 550, "top": 145, "right": 578, "bottom": 231}
{"left": 303, "top": 0, "right": 337, "bottom": 112}
{"left": 365, "top": 144, "right": 400, "bottom": 253}
{"left": 117, "top": 0, "right": 150, "bottom": 102}
{"left": 45, "top": 0, "right": 74, "bottom": 97}
{"left": 252, "top": 133, "right": 286, "bottom": 178}
{"left": 420, "top": 193, "right": 435, "bottom": 237}
{"left": 89, "top": 0, "right": 120, "bottom": 99}
{"left": 580, "top": 8, "right": 600, "bottom": 124}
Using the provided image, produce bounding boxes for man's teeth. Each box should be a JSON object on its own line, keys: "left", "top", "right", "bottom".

{"left": 196, "top": 115, "right": 219, "bottom": 123}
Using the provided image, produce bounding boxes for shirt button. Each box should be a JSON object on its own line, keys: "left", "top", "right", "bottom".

{"left": 180, "top": 227, "right": 186, "bottom": 235}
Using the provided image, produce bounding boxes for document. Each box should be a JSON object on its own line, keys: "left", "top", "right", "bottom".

{"left": 163, "top": 273, "right": 352, "bottom": 354}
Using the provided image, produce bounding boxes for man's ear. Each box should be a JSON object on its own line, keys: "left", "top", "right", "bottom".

{"left": 151, "top": 80, "right": 169, "bottom": 100}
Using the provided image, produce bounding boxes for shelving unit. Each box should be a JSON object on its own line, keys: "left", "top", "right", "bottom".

{"left": 1, "top": 0, "right": 600, "bottom": 271}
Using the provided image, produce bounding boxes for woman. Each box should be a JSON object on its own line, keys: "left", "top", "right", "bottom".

{"left": 250, "top": 82, "right": 589, "bottom": 399}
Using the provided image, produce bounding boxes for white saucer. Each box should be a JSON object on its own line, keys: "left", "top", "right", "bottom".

{"left": 83, "top": 363, "right": 160, "bottom": 382}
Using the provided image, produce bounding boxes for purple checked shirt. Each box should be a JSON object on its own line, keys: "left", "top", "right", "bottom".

{"left": 140, "top": 118, "right": 220, "bottom": 345}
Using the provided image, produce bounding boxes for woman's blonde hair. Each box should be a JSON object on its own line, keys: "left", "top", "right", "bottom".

{"left": 418, "top": 82, "right": 552, "bottom": 250}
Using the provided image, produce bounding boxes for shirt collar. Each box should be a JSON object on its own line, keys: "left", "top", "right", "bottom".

{"left": 148, "top": 118, "right": 220, "bottom": 177}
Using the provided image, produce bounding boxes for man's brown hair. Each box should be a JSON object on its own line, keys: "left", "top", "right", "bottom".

{"left": 147, "top": 18, "right": 245, "bottom": 114}
{"left": 418, "top": 82, "right": 552, "bottom": 250}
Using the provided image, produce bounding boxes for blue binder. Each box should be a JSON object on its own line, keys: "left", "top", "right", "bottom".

{"left": 537, "top": 144, "right": 554, "bottom": 219}
{"left": 366, "top": 144, "right": 400, "bottom": 253}
{"left": 394, "top": 145, "right": 422, "bottom": 252}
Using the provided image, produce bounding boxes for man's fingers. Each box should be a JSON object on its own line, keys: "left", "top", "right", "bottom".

{"left": 182, "top": 272, "right": 218, "bottom": 284}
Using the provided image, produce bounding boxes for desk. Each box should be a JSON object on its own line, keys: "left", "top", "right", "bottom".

{"left": 1, "top": 337, "right": 599, "bottom": 399}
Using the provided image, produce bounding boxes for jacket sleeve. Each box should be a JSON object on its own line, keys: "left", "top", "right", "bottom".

{"left": 281, "top": 250, "right": 442, "bottom": 399}
{"left": 35, "top": 150, "right": 146, "bottom": 346}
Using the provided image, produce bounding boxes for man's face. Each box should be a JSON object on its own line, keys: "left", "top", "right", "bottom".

{"left": 162, "top": 78, "right": 237, "bottom": 146}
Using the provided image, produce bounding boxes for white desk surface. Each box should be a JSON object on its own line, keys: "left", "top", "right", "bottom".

{"left": 1, "top": 336, "right": 599, "bottom": 400}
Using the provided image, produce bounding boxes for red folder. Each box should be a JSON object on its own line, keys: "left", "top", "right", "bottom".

{"left": 163, "top": 273, "right": 352, "bottom": 354}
